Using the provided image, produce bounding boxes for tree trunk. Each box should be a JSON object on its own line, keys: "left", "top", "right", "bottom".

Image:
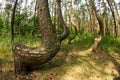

{"left": 106, "top": 0, "right": 118, "bottom": 37}
{"left": 57, "top": 0, "right": 69, "bottom": 41}
{"left": 85, "top": 0, "right": 93, "bottom": 33}
{"left": 32, "top": 2, "right": 37, "bottom": 38}
{"left": 67, "top": 0, "right": 77, "bottom": 44}
{"left": 92, "top": 36, "right": 102, "bottom": 52}
{"left": 91, "top": 0, "right": 104, "bottom": 51}
{"left": 53, "top": 0, "right": 57, "bottom": 29}
{"left": 13, "top": 0, "right": 68, "bottom": 75}
{"left": 11, "top": 0, "right": 18, "bottom": 42}
{"left": 68, "top": 22, "right": 77, "bottom": 44}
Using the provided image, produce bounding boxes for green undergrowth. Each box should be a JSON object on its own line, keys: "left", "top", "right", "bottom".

{"left": 61, "top": 32, "right": 95, "bottom": 51}
{"left": 62, "top": 32, "right": 120, "bottom": 54}
{"left": 0, "top": 33, "right": 120, "bottom": 63}
{"left": 0, "top": 35, "right": 41, "bottom": 64}
{"left": 99, "top": 35, "right": 120, "bottom": 54}
{"left": 0, "top": 33, "right": 120, "bottom": 80}
{"left": 0, "top": 33, "right": 120, "bottom": 52}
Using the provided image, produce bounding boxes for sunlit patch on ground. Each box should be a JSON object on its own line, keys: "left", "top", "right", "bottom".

{"left": 0, "top": 44, "right": 120, "bottom": 80}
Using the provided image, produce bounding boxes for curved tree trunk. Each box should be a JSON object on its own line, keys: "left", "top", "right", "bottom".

{"left": 91, "top": 0, "right": 103, "bottom": 52}
{"left": 57, "top": 0, "right": 69, "bottom": 42}
{"left": 68, "top": 22, "right": 77, "bottom": 44}
{"left": 13, "top": 0, "right": 68, "bottom": 75}
{"left": 92, "top": 12, "right": 103, "bottom": 52}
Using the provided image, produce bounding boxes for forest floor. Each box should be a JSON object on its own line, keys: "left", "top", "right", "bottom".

{"left": 0, "top": 42, "right": 120, "bottom": 80}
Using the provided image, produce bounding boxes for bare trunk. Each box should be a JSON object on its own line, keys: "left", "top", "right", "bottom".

{"left": 11, "top": 0, "right": 18, "bottom": 42}
{"left": 106, "top": 0, "right": 118, "bottom": 37}
{"left": 32, "top": 2, "right": 37, "bottom": 37}
{"left": 85, "top": 0, "right": 93, "bottom": 33}
{"left": 113, "top": 1, "right": 120, "bottom": 20}
{"left": 57, "top": 0, "right": 69, "bottom": 42}
{"left": 54, "top": 0, "right": 57, "bottom": 28}
{"left": 92, "top": 36, "right": 102, "bottom": 52}
{"left": 91, "top": 0, "right": 104, "bottom": 51}
{"left": 68, "top": 22, "right": 77, "bottom": 44}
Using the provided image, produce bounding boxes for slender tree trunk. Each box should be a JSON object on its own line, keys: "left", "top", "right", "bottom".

{"left": 68, "top": 22, "right": 77, "bottom": 44}
{"left": 64, "top": 0, "right": 67, "bottom": 23}
{"left": 54, "top": 0, "right": 57, "bottom": 28}
{"left": 67, "top": 0, "right": 77, "bottom": 44}
{"left": 106, "top": 0, "right": 118, "bottom": 37}
{"left": 85, "top": 0, "right": 92, "bottom": 33}
{"left": 90, "top": 0, "right": 104, "bottom": 52}
{"left": 11, "top": 0, "right": 18, "bottom": 42}
{"left": 102, "top": 0, "right": 110, "bottom": 35}
{"left": 85, "top": 0, "right": 94, "bottom": 33}
{"left": 57, "top": 0, "right": 69, "bottom": 41}
{"left": 113, "top": 1, "right": 120, "bottom": 19}
{"left": 32, "top": 2, "right": 37, "bottom": 37}
{"left": 69, "top": 0, "right": 72, "bottom": 31}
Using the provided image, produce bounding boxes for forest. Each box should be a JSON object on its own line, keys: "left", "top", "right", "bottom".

{"left": 0, "top": 0, "right": 120, "bottom": 80}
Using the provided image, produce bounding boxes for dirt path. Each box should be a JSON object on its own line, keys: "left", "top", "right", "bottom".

{"left": 0, "top": 45, "right": 120, "bottom": 80}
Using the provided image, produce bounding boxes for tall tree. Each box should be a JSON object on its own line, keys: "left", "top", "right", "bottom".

{"left": 11, "top": 0, "right": 18, "bottom": 42}
{"left": 102, "top": 0, "right": 110, "bottom": 35}
{"left": 106, "top": 0, "right": 118, "bottom": 37}
{"left": 67, "top": 0, "right": 78, "bottom": 44}
{"left": 85, "top": 0, "right": 93, "bottom": 32}
{"left": 13, "top": 0, "right": 69, "bottom": 74}
{"left": 90, "top": 0, "right": 103, "bottom": 51}
{"left": 113, "top": 1, "right": 120, "bottom": 25}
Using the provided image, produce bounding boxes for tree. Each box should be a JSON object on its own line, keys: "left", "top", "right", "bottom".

{"left": 106, "top": 0, "right": 118, "bottom": 37}
{"left": 66, "top": 0, "right": 78, "bottom": 44}
{"left": 90, "top": 0, "right": 104, "bottom": 51}
{"left": 13, "top": 0, "right": 69, "bottom": 75}
{"left": 11, "top": 0, "right": 18, "bottom": 42}
{"left": 102, "top": 0, "right": 110, "bottom": 35}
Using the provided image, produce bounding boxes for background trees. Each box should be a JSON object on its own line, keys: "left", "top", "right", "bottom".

{"left": 0, "top": 0, "right": 120, "bottom": 38}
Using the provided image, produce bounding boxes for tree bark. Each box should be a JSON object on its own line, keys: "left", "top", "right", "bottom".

{"left": 13, "top": 0, "right": 68, "bottom": 75}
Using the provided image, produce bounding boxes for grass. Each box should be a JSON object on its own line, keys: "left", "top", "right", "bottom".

{"left": 99, "top": 35, "right": 120, "bottom": 54}
{"left": 0, "top": 33, "right": 120, "bottom": 80}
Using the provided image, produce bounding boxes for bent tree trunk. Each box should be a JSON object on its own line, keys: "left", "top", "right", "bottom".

{"left": 91, "top": 0, "right": 103, "bottom": 52}
{"left": 68, "top": 22, "right": 77, "bottom": 44}
{"left": 13, "top": 0, "right": 68, "bottom": 75}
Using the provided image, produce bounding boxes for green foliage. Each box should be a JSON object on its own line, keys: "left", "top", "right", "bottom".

{"left": 13, "top": 12, "right": 39, "bottom": 36}
{"left": 65, "top": 32, "right": 94, "bottom": 50}
{"left": 14, "top": 35, "right": 41, "bottom": 47}
{"left": 74, "top": 32, "right": 94, "bottom": 49}
{"left": 99, "top": 36, "right": 120, "bottom": 54}
{"left": 0, "top": 17, "right": 4, "bottom": 34}
{"left": 5, "top": 4, "right": 12, "bottom": 10}
{"left": 67, "top": 31, "right": 120, "bottom": 54}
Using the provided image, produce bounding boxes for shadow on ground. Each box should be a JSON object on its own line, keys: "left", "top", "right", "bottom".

{"left": 0, "top": 43, "right": 120, "bottom": 80}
